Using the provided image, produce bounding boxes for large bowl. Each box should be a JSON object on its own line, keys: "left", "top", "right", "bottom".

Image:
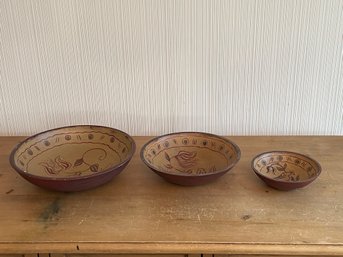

{"left": 9, "top": 125, "right": 136, "bottom": 192}
{"left": 251, "top": 151, "right": 321, "bottom": 191}
{"left": 140, "top": 132, "right": 241, "bottom": 186}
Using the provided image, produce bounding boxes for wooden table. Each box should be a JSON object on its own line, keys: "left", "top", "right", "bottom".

{"left": 0, "top": 136, "right": 342, "bottom": 257}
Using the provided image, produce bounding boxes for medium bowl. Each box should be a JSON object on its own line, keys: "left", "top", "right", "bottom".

{"left": 9, "top": 125, "right": 136, "bottom": 192}
{"left": 251, "top": 151, "right": 321, "bottom": 191}
{"left": 140, "top": 132, "right": 241, "bottom": 186}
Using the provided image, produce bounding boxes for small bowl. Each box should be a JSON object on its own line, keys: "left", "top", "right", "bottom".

{"left": 9, "top": 125, "right": 136, "bottom": 192}
{"left": 251, "top": 151, "right": 321, "bottom": 191}
{"left": 140, "top": 132, "right": 241, "bottom": 186}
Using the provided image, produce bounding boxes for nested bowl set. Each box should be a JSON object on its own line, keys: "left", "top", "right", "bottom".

{"left": 9, "top": 125, "right": 321, "bottom": 192}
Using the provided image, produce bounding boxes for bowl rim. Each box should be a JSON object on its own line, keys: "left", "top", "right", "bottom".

{"left": 9, "top": 125, "right": 136, "bottom": 181}
{"left": 140, "top": 131, "right": 241, "bottom": 177}
{"left": 251, "top": 150, "right": 322, "bottom": 184}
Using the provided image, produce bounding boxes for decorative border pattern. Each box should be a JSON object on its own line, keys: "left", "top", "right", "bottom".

{"left": 144, "top": 135, "right": 238, "bottom": 162}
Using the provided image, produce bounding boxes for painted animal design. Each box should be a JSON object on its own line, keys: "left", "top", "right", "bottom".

{"left": 40, "top": 156, "right": 72, "bottom": 175}
{"left": 164, "top": 150, "right": 216, "bottom": 174}
{"left": 266, "top": 163, "right": 300, "bottom": 181}
{"left": 39, "top": 148, "right": 107, "bottom": 176}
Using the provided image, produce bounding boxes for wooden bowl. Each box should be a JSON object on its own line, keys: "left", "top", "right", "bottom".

{"left": 9, "top": 125, "right": 136, "bottom": 192}
{"left": 251, "top": 151, "right": 321, "bottom": 191}
{"left": 140, "top": 132, "right": 241, "bottom": 186}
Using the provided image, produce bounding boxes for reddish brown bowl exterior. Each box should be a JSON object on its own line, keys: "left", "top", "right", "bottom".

{"left": 12, "top": 160, "right": 132, "bottom": 192}
{"left": 150, "top": 167, "right": 235, "bottom": 186}
{"left": 9, "top": 125, "right": 136, "bottom": 192}
{"left": 254, "top": 172, "right": 316, "bottom": 191}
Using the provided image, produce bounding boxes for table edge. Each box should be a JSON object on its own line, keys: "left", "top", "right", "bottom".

{"left": 0, "top": 242, "right": 343, "bottom": 255}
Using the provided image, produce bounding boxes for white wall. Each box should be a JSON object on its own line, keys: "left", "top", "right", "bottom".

{"left": 1, "top": 0, "right": 342, "bottom": 136}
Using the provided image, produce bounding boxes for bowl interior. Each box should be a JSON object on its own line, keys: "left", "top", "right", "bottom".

{"left": 12, "top": 126, "right": 135, "bottom": 179}
{"left": 142, "top": 133, "right": 240, "bottom": 176}
{"left": 252, "top": 151, "right": 321, "bottom": 183}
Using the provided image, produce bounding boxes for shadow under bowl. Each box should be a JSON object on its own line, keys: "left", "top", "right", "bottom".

{"left": 9, "top": 125, "right": 136, "bottom": 192}
{"left": 140, "top": 132, "right": 241, "bottom": 186}
{"left": 251, "top": 151, "right": 321, "bottom": 191}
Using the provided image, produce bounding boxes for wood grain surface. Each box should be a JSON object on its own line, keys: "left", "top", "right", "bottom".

{"left": 0, "top": 136, "right": 342, "bottom": 256}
